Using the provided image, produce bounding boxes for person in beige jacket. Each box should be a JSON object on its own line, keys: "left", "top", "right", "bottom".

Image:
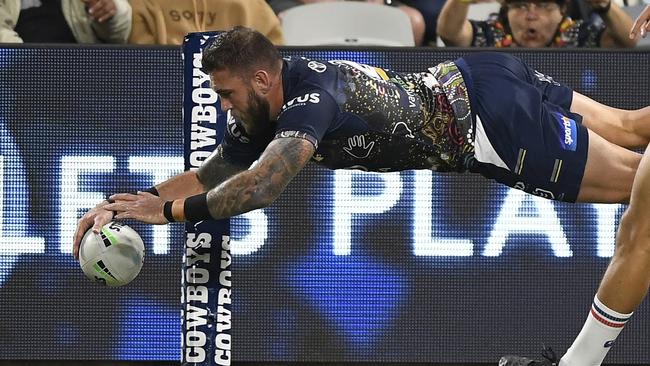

{"left": 0, "top": 0, "right": 131, "bottom": 43}
{"left": 128, "top": 0, "right": 284, "bottom": 45}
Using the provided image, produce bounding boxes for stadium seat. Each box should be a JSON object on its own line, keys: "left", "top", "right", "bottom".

{"left": 281, "top": 2, "right": 415, "bottom": 46}
{"left": 466, "top": 2, "right": 502, "bottom": 20}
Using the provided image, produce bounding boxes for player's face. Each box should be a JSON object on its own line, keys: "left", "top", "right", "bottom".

{"left": 240, "top": 88, "right": 271, "bottom": 136}
{"left": 507, "top": 1, "right": 564, "bottom": 47}
{"left": 211, "top": 69, "right": 271, "bottom": 136}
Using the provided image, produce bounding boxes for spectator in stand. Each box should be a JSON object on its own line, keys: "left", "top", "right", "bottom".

{"left": 436, "top": 0, "right": 637, "bottom": 47}
{"left": 128, "top": 0, "right": 284, "bottom": 45}
{"left": 267, "top": 0, "right": 426, "bottom": 46}
{"left": 0, "top": 0, "right": 131, "bottom": 43}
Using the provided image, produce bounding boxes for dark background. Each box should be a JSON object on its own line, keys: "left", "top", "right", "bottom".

{"left": 0, "top": 45, "right": 648, "bottom": 363}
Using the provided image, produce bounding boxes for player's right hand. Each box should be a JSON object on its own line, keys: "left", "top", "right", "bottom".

{"left": 72, "top": 200, "right": 115, "bottom": 260}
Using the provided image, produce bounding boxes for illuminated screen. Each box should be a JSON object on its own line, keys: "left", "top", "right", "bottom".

{"left": 0, "top": 45, "right": 649, "bottom": 364}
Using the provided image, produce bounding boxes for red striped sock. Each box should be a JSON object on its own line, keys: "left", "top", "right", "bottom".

{"left": 560, "top": 296, "right": 632, "bottom": 366}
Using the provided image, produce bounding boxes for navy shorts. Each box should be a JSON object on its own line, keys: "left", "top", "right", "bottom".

{"left": 455, "top": 52, "right": 589, "bottom": 202}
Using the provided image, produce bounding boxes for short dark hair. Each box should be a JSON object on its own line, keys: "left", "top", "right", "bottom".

{"left": 201, "top": 26, "right": 282, "bottom": 77}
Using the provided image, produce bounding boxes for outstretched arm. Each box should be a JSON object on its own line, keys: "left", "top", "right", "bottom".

{"left": 593, "top": 0, "right": 637, "bottom": 48}
{"left": 72, "top": 144, "right": 247, "bottom": 259}
{"left": 202, "top": 137, "right": 315, "bottom": 220}
{"left": 195, "top": 145, "right": 250, "bottom": 191}
{"left": 107, "top": 137, "right": 315, "bottom": 223}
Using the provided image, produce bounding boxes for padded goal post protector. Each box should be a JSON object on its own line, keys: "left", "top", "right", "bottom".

{"left": 182, "top": 31, "right": 233, "bottom": 366}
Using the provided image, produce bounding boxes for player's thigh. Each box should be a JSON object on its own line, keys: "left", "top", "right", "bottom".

{"left": 627, "top": 143, "right": 650, "bottom": 213}
{"left": 577, "top": 129, "right": 640, "bottom": 203}
{"left": 569, "top": 92, "right": 647, "bottom": 147}
{"left": 616, "top": 145, "right": 650, "bottom": 251}
{"left": 570, "top": 91, "right": 622, "bottom": 126}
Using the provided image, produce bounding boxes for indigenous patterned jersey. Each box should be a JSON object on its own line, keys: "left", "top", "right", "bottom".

{"left": 220, "top": 57, "right": 474, "bottom": 173}
{"left": 470, "top": 14, "right": 606, "bottom": 48}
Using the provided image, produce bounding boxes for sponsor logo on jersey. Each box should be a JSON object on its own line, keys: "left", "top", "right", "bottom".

{"left": 281, "top": 92, "right": 321, "bottom": 113}
{"left": 534, "top": 70, "right": 561, "bottom": 86}
{"left": 604, "top": 340, "right": 615, "bottom": 348}
{"left": 307, "top": 61, "right": 327, "bottom": 73}
{"left": 554, "top": 113, "right": 577, "bottom": 151}
{"left": 226, "top": 112, "right": 249, "bottom": 143}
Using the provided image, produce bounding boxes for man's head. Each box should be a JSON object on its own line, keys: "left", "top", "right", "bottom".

{"left": 501, "top": 0, "right": 567, "bottom": 47}
{"left": 202, "top": 26, "right": 283, "bottom": 136}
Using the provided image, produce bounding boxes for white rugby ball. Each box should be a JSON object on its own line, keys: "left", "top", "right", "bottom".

{"left": 79, "top": 221, "right": 145, "bottom": 287}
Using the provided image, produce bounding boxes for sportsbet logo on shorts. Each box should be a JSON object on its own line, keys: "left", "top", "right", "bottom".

{"left": 554, "top": 112, "right": 578, "bottom": 151}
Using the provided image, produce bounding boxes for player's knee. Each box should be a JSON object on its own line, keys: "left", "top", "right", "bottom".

{"left": 616, "top": 208, "right": 650, "bottom": 257}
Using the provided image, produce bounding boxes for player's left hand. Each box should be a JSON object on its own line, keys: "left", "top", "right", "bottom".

{"left": 72, "top": 199, "right": 116, "bottom": 260}
{"left": 82, "top": 0, "right": 117, "bottom": 23}
{"left": 105, "top": 192, "right": 168, "bottom": 224}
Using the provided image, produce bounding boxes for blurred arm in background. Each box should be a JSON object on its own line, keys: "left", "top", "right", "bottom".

{"left": 0, "top": 0, "right": 23, "bottom": 43}
{"left": 0, "top": 0, "right": 132, "bottom": 44}
{"left": 588, "top": 0, "right": 637, "bottom": 47}
{"left": 76, "top": 0, "right": 132, "bottom": 43}
{"left": 436, "top": 0, "right": 484, "bottom": 46}
{"left": 629, "top": 3, "right": 650, "bottom": 38}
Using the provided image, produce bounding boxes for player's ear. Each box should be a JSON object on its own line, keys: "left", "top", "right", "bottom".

{"left": 253, "top": 70, "right": 272, "bottom": 94}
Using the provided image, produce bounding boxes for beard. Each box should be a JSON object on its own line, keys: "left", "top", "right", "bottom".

{"left": 236, "top": 89, "right": 271, "bottom": 136}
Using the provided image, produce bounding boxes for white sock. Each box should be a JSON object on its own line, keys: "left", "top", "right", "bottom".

{"left": 559, "top": 295, "right": 633, "bottom": 366}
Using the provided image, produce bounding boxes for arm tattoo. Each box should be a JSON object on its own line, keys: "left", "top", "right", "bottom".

{"left": 196, "top": 145, "right": 247, "bottom": 190}
{"left": 204, "top": 137, "right": 315, "bottom": 219}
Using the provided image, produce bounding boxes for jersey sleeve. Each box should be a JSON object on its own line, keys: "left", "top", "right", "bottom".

{"left": 219, "top": 113, "right": 271, "bottom": 167}
{"left": 274, "top": 88, "right": 339, "bottom": 149}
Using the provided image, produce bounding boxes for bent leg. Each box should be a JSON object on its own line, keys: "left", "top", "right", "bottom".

{"left": 596, "top": 143, "right": 650, "bottom": 313}
{"left": 576, "top": 129, "right": 640, "bottom": 203}
{"left": 571, "top": 91, "right": 650, "bottom": 149}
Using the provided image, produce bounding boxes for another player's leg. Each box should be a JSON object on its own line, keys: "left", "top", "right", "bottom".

{"left": 500, "top": 143, "right": 650, "bottom": 366}
{"left": 571, "top": 92, "right": 650, "bottom": 149}
{"left": 575, "top": 129, "right": 640, "bottom": 203}
{"left": 559, "top": 141, "right": 650, "bottom": 366}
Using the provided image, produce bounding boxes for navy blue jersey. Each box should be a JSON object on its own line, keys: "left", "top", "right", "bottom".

{"left": 220, "top": 53, "right": 588, "bottom": 202}
{"left": 220, "top": 57, "right": 470, "bottom": 173}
